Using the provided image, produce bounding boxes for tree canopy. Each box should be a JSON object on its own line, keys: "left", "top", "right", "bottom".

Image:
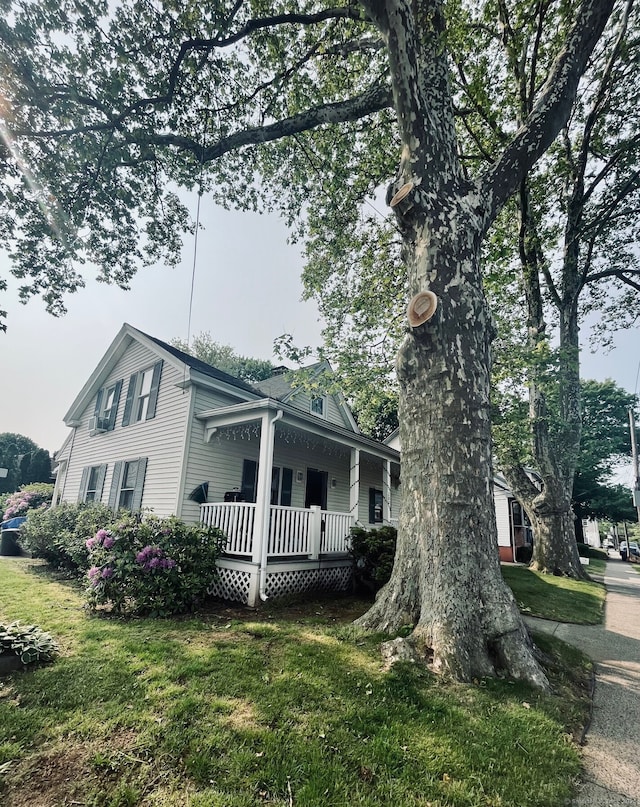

{"left": 0, "top": 433, "right": 52, "bottom": 494}
{"left": 171, "top": 331, "right": 274, "bottom": 382}
{"left": 0, "top": 0, "right": 617, "bottom": 686}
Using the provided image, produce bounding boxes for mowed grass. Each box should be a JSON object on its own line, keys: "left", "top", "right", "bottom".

{"left": 0, "top": 559, "right": 592, "bottom": 807}
{"left": 502, "top": 564, "right": 605, "bottom": 624}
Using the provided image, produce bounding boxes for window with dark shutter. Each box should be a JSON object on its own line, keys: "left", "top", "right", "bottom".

{"left": 107, "top": 458, "right": 147, "bottom": 512}
{"left": 369, "top": 488, "right": 383, "bottom": 523}
{"left": 121, "top": 360, "right": 163, "bottom": 426}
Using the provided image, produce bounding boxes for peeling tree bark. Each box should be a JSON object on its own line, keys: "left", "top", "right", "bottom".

{"left": 355, "top": 0, "right": 613, "bottom": 685}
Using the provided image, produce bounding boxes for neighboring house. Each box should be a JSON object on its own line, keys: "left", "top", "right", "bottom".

{"left": 53, "top": 324, "right": 401, "bottom": 606}
{"left": 384, "top": 429, "right": 531, "bottom": 562}
{"left": 581, "top": 518, "right": 601, "bottom": 549}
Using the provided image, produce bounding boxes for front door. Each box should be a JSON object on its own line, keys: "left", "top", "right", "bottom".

{"left": 305, "top": 468, "right": 328, "bottom": 510}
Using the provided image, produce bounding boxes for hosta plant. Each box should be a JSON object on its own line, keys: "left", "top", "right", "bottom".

{"left": 0, "top": 622, "right": 59, "bottom": 666}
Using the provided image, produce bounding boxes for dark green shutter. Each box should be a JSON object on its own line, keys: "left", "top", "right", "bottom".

{"left": 145, "top": 361, "right": 163, "bottom": 420}
{"left": 94, "top": 388, "right": 104, "bottom": 418}
{"left": 108, "top": 461, "right": 124, "bottom": 511}
{"left": 281, "top": 468, "right": 293, "bottom": 507}
{"left": 122, "top": 373, "right": 138, "bottom": 426}
{"left": 95, "top": 464, "right": 107, "bottom": 501}
{"left": 107, "top": 380, "right": 123, "bottom": 430}
{"left": 131, "top": 458, "right": 148, "bottom": 512}
{"left": 78, "top": 467, "right": 90, "bottom": 503}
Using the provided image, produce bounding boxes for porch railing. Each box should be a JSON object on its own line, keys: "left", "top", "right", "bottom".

{"left": 200, "top": 502, "right": 354, "bottom": 559}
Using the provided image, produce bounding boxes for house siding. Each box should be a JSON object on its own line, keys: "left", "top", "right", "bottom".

{"left": 181, "top": 409, "right": 355, "bottom": 523}
{"left": 287, "top": 389, "right": 353, "bottom": 430}
{"left": 61, "top": 341, "right": 190, "bottom": 516}
{"left": 494, "top": 486, "right": 514, "bottom": 562}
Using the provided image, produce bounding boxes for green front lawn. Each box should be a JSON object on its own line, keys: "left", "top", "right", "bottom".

{"left": 0, "top": 559, "right": 593, "bottom": 807}
{"left": 502, "top": 564, "right": 605, "bottom": 624}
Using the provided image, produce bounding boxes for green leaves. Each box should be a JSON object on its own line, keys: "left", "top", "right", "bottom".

{"left": 0, "top": 620, "right": 59, "bottom": 665}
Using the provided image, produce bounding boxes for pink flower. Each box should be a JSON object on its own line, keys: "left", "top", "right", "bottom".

{"left": 102, "top": 535, "right": 115, "bottom": 549}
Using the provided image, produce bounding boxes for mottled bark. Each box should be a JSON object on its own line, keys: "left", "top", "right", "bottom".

{"left": 356, "top": 194, "right": 548, "bottom": 687}
{"left": 355, "top": 0, "right": 613, "bottom": 685}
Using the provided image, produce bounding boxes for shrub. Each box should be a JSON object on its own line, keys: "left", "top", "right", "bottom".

{"left": 347, "top": 525, "right": 397, "bottom": 594}
{"left": 2, "top": 483, "right": 54, "bottom": 521}
{"left": 515, "top": 544, "right": 533, "bottom": 564}
{"left": 577, "top": 542, "right": 607, "bottom": 560}
{"left": 21, "top": 502, "right": 114, "bottom": 571}
{"left": 0, "top": 621, "right": 59, "bottom": 666}
{"left": 85, "top": 513, "right": 227, "bottom": 616}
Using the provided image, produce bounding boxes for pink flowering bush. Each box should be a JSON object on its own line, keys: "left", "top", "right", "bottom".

{"left": 85, "top": 513, "right": 226, "bottom": 616}
{"left": 2, "top": 483, "right": 53, "bottom": 521}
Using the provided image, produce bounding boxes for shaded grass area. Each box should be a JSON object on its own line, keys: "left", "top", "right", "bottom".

{"left": 502, "top": 564, "right": 605, "bottom": 624}
{"left": 0, "top": 559, "right": 592, "bottom": 807}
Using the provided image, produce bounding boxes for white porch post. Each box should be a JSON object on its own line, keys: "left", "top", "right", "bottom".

{"left": 383, "top": 459, "right": 391, "bottom": 523}
{"left": 309, "top": 506, "right": 323, "bottom": 559}
{"left": 252, "top": 409, "right": 284, "bottom": 604}
{"left": 350, "top": 448, "right": 360, "bottom": 523}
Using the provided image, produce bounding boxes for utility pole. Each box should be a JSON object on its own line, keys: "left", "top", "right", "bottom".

{"left": 629, "top": 408, "right": 640, "bottom": 524}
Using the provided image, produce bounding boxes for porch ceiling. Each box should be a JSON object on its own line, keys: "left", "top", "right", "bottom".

{"left": 196, "top": 398, "right": 400, "bottom": 464}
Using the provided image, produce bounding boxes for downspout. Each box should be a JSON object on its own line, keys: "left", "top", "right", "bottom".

{"left": 259, "top": 409, "right": 284, "bottom": 601}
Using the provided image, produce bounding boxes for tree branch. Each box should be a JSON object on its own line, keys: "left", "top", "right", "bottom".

{"left": 478, "top": 0, "right": 615, "bottom": 231}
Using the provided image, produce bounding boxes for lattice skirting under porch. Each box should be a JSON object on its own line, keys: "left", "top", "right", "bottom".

{"left": 210, "top": 560, "right": 353, "bottom": 606}
{"left": 209, "top": 566, "right": 253, "bottom": 604}
{"left": 264, "top": 566, "right": 352, "bottom": 600}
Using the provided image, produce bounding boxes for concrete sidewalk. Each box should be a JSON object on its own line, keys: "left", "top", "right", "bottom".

{"left": 526, "top": 556, "right": 640, "bottom": 806}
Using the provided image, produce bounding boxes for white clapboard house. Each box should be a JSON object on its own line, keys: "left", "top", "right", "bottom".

{"left": 53, "top": 324, "right": 401, "bottom": 606}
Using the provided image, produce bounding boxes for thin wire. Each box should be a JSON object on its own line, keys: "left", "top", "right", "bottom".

{"left": 186, "top": 189, "right": 203, "bottom": 349}
{"left": 634, "top": 355, "right": 640, "bottom": 396}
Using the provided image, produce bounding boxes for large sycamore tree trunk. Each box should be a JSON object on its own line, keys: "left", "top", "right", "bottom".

{"left": 355, "top": 0, "right": 612, "bottom": 685}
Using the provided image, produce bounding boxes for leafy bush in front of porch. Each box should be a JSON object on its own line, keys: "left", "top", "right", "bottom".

{"left": 85, "top": 513, "right": 227, "bottom": 616}
{"left": 20, "top": 501, "right": 114, "bottom": 571}
{"left": 348, "top": 525, "right": 397, "bottom": 593}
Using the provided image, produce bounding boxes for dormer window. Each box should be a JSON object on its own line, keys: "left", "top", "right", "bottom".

{"left": 311, "top": 396, "right": 325, "bottom": 417}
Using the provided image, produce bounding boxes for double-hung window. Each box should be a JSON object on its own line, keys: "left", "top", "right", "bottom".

{"left": 369, "top": 488, "right": 384, "bottom": 524}
{"left": 78, "top": 464, "right": 107, "bottom": 503}
{"left": 92, "top": 380, "right": 123, "bottom": 432}
{"left": 108, "top": 458, "right": 148, "bottom": 512}
{"left": 310, "top": 396, "right": 326, "bottom": 417}
{"left": 122, "top": 360, "right": 163, "bottom": 426}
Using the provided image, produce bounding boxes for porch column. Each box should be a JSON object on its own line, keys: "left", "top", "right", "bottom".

{"left": 383, "top": 459, "right": 391, "bottom": 523}
{"left": 253, "top": 410, "right": 284, "bottom": 602}
{"left": 350, "top": 448, "right": 360, "bottom": 523}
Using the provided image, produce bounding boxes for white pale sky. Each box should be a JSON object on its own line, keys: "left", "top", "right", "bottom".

{"left": 1, "top": 196, "right": 639, "bottom": 488}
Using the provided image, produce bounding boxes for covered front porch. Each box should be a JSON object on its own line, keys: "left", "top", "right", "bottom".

{"left": 194, "top": 399, "right": 400, "bottom": 606}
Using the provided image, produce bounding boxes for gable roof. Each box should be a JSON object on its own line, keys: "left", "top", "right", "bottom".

{"left": 142, "top": 331, "right": 262, "bottom": 396}
{"left": 63, "top": 323, "right": 263, "bottom": 425}
{"left": 253, "top": 361, "right": 360, "bottom": 433}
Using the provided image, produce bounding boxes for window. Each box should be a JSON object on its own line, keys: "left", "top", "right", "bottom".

{"left": 311, "top": 396, "right": 325, "bottom": 417}
{"left": 93, "top": 380, "right": 123, "bottom": 431}
{"left": 369, "top": 488, "right": 383, "bottom": 523}
{"left": 78, "top": 464, "right": 107, "bottom": 503}
{"left": 108, "top": 458, "right": 148, "bottom": 512}
{"left": 271, "top": 467, "right": 293, "bottom": 506}
{"left": 241, "top": 459, "right": 258, "bottom": 503}
{"left": 122, "top": 361, "right": 163, "bottom": 426}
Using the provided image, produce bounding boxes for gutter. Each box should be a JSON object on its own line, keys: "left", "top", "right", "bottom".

{"left": 259, "top": 408, "right": 284, "bottom": 602}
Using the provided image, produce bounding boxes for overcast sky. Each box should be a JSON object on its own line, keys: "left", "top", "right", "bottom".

{"left": 1, "top": 196, "right": 639, "bottom": 486}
